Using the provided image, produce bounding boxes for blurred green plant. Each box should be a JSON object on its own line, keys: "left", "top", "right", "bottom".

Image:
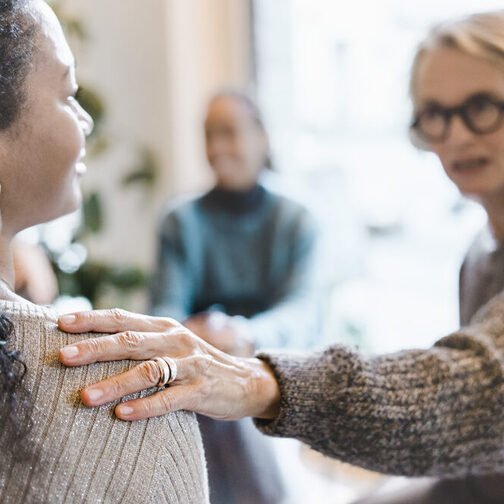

{"left": 57, "top": 263, "right": 148, "bottom": 306}
{"left": 122, "top": 148, "right": 159, "bottom": 189}
{"left": 43, "top": 0, "right": 158, "bottom": 307}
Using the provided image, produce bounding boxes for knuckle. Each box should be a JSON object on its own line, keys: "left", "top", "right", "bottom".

{"left": 158, "top": 391, "right": 175, "bottom": 413}
{"left": 138, "top": 360, "right": 161, "bottom": 386}
{"left": 85, "top": 337, "right": 103, "bottom": 355}
{"left": 173, "top": 328, "right": 194, "bottom": 347}
{"left": 140, "top": 399, "right": 156, "bottom": 418}
{"left": 110, "top": 308, "right": 128, "bottom": 322}
{"left": 108, "top": 375, "right": 126, "bottom": 398}
{"left": 116, "top": 331, "right": 144, "bottom": 350}
{"left": 163, "top": 317, "right": 180, "bottom": 329}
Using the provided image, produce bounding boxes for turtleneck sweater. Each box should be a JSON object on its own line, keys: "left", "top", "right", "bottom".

{"left": 201, "top": 185, "right": 266, "bottom": 215}
{"left": 0, "top": 300, "right": 209, "bottom": 504}
{"left": 150, "top": 184, "right": 319, "bottom": 351}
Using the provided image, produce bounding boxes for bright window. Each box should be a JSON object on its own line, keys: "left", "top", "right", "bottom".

{"left": 254, "top": 0, "right": 502, "bottom": 353}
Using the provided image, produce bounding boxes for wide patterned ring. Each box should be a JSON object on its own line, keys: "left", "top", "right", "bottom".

{"left": 161, "top": 356, "right": 178, "bottom": 385}
{"left": 151, "top": 357, "right": 170, "bottom": 387}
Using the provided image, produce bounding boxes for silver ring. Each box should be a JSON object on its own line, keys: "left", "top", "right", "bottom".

{"left": 152, "top": 357, "right": 170, "bottom": 387}
{"left": 161, "top": 356, "right": 178, "bottom": 385}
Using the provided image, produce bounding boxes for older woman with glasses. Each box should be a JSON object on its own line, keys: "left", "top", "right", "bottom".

{"left": 352, "top": 10, "right": 504, "bottom": 504}
{"left": 58, "top": 10, "right": 504, "bottom": 501}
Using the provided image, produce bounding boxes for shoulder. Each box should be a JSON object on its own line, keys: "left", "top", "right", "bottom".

{"left": 158, "top": 192, "right": 207, "bottom": 237}
{"left": 265, "top": 189, "right": 317, "bottom": 238}
{"left": 0, "top": 301, "right": 207, "bottom": 489}
{"left": 266, "top": 189, "right": 313, "bottom": 223}
{"left": 462, "top": 225, "right": 498, "bottom": 267}
{"left": 0, "top": 303, "right": 208, "bottom": 501}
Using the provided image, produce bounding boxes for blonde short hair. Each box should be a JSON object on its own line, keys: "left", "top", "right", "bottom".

{"left": 410, "top": 10, "right": 504, "bottom": 100}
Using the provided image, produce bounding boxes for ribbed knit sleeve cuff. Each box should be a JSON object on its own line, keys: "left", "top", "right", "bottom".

{"left": 253, "top": 348, "right": 348, "bottom": 439}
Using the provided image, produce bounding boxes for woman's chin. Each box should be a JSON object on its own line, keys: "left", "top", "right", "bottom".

{"left": 75, "top": 162, "right": 87, "bottom": 177}
{"left": 451, "top": 172, "right": 504, "bottom": 200}
{"left": 44, "top": 190, "right": 83, "bottom": 224}
{"left": 18, "top": 196, "right": 82, "bottom": 231}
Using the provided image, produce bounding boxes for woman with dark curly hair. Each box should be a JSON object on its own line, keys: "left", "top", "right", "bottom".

{"left": 0, "top": 1, "right": 208, "bottom": 502}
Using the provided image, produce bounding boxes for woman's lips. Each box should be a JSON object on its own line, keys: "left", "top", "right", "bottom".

{"left": 76, "top": 149, "right": 87, "bottom": 176}
{"left": 451, "top": 157, "right": 490, "bottom": 173}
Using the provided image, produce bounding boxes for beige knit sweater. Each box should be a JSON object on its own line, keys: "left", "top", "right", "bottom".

{"left": 0, "top": 300, "right": 209, "bottom": 504}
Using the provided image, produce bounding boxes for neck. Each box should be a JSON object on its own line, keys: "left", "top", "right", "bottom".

{"left": 480, "top": 193, "right": 504, "bottom": 243}
{"left": 204, "top": 184, "right": 265, "bottom": 215}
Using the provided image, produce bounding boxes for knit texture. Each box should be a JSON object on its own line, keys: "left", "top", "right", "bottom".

{"left": 255, "top": 292, "right": 504, "bottom": 478}
{"left": 0, "top": 300, "right": 209, "bottom": 504}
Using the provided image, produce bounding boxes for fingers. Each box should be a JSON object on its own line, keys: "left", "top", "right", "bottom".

{"left": 59, "top": 328, "right": 190, "bottom": 366}
{"left": 82, "top": 358, "right": 184, "bottom": 407}
{"left": 58, "top": 308, "right": 179, "bottom": 334}
{"left": 115, "top": 385, "right": 198, "bottom": 421}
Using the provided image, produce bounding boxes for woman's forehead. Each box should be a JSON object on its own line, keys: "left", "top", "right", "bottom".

{"left": 206, "top": 97, "right": 257, "bottom": 126}
{"left": 31, "top": 0, "right": 74, "bottom": 72}
{"left": 415, "top": 47, "right": 504, "bottom": 105}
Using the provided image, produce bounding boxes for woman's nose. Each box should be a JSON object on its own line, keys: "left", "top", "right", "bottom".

{"left": 445, "top": 114, "right": 475, "bottom": 146}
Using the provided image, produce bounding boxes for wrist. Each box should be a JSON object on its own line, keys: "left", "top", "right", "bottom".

{"left": 247, "top": 357, "right": 281, "bottom": 420}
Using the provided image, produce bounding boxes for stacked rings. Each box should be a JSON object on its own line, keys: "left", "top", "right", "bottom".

{"left": 152, "top": 356, "right": 178, "bottom": 387}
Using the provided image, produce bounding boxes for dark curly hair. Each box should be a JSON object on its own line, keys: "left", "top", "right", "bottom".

{"left": 0, "top": 0, "right": 37, "bottom": 130}
{"left": 0, "top": 314, "right": 32, "bottom": 456}
{"left": 0, "top": 0, "right": 38, "bottom": 453}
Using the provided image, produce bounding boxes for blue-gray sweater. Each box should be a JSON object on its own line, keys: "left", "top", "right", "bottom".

{"left": 150, "top": 185, "right": 319, "bottom": 350}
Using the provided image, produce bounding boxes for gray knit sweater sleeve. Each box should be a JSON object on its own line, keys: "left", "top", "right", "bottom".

{"left": 254, "top": 292, "right": 504, "bottom": 478}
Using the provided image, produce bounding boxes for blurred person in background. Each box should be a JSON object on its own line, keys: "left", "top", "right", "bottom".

{"left": 149, "top": 90, "right": 320, "bottom": 504}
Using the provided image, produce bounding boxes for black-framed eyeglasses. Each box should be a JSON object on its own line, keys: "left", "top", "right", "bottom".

{"left": 411, "top": 93, "right": 504, "bottom": 143}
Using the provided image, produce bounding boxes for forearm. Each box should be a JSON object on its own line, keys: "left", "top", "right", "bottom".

{"left": 254, "top": 301, "right": 504, "bottom": 477}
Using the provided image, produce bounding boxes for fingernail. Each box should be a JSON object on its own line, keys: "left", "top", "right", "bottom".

{"left": 60, "top": 314, "right": 77, "bottom": 325}
{"left": 117, "top": 405, "right": 133, "bottom": 416}
{"left": 61, "top": 346, "right": 79, "bottom": 359}
{"left": 86, "top": 388, "right": 103, "bottom": 402}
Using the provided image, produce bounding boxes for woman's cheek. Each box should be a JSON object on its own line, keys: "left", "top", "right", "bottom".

{"left": 53, "top": 109, "right": 84, "bottom": 170}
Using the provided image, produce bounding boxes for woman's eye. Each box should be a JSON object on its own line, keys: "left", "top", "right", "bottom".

{"left": 423, "top": 107, "right": 443, "bottom": 120}
{"left": 468, "top": 97, "right": 493, "bottom": 114}
{"left": 417, "top": 107, "right": 444, "bottom": 127}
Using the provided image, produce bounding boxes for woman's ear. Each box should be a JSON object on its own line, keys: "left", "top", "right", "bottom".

{"left": 408, "top": 127, "right": 431, "bottom": 151}
{"left": 260, "top": 129, "right": 272, "bottom": 169}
